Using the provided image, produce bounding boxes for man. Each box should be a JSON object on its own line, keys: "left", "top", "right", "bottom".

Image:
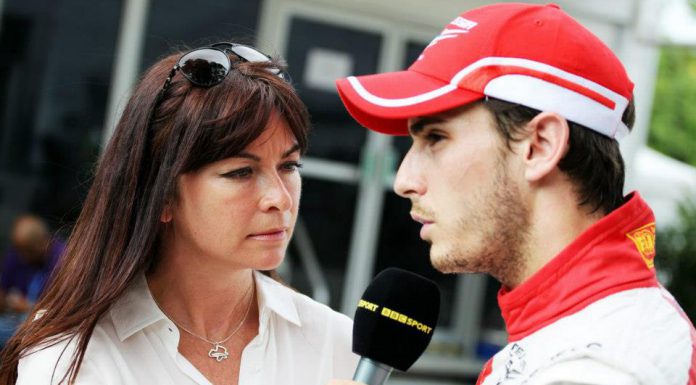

{"left": 0, "top": 214, "right": 63, "bottom": 346}
{"left": 331, "top": 3, "right": 695, "bottom": 385}
{"left": 1, "top": 214, "right": 63, "bottom": 310}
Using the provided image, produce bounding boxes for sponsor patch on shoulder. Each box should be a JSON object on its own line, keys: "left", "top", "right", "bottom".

{"left": 626, "top": 222, "right": 656, "bottom": 269}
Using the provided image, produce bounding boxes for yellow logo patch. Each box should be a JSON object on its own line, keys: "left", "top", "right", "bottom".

{"left": 626, "top": 222, "right": 656, "bottom": 269}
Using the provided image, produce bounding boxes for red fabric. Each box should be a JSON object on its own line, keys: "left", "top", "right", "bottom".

{"left": 475, "top": 358, "right": 493, "bottom": 385}
{"left": 498, "top": 192, "right": 660, "bottom": 342}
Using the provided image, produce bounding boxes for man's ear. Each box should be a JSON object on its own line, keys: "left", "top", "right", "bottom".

{"left": 519, "top": 112, "right": 569, "bottom": 182}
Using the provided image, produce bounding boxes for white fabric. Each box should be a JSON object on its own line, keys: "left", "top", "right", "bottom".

{"left": 527, "top": 358, "right": 639, "bottom": 385}
{"left": 480, "top": 287, "right": 694, "bottom": 385}
{"left": 17, "top": 271, "right": 359, "bottom": 385}
{"left": 484, "top": 75, "right": 629, "bottom": 139}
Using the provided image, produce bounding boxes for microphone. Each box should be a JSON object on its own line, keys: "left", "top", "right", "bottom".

{"left": 351, "top": 268, "right": 441, "bottom": 385}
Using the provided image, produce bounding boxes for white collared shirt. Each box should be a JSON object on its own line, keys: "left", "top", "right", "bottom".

{"left": 17, "top": 271, "right": 359, "bottom": 384}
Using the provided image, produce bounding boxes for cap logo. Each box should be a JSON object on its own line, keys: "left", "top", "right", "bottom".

{"left": 626, "top": 222, "right": 656, "bottom": 269}
{"left": 421, "top": 17, "right": 478, "bottom": 60}
{"left": 451, "top": 16, "right": 478, "bottom": 30}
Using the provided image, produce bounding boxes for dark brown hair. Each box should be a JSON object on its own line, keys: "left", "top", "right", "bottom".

{"left": 0, "top": 47, "right": 309, "bottom": 384}
{"left": 483, "top": 97, "right": 635, "bottom": 214}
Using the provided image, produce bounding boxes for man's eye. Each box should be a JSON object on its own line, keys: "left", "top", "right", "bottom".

{"left": 425, "top": 132, "right": 445, "bottom": 144}
{"left": 222, "top": 167, "right": 253, "bottom": 179}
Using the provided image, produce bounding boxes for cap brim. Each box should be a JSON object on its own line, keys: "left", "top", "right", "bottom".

{"left": 336, "top": 70, "right": 483, "bottom": 135}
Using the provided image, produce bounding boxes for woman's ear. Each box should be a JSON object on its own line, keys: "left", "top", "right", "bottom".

{"left": 160, "top": 202, "right": 173, "bottom": 223}
{"left": 519, "top": 112, "right": 570, "bottom": 182}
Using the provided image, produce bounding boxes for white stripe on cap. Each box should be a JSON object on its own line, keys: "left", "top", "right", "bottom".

{"left": 452, "top": 57, "right": 628, "bottom": 105}
{"left": 347, "top": 76, "right": 457, "bottom": 107}
{"left": 346, "top": 57, "right": 630, "bottom": 139}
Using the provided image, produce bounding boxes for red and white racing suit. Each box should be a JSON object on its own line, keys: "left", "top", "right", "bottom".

{"left": 477, "top": 192, "right": 696, "bottom": 385}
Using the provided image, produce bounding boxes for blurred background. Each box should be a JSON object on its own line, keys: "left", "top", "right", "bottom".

{"left": 0, "top": 0, "right": 695, "bottom": 383}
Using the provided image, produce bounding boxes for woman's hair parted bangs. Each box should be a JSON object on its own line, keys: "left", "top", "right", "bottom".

{"left": 149, "top": 53, "right": 310, "bottom": 176}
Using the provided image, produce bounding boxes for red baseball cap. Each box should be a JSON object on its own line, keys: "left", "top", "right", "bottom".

{"left": 335, "top": 3, "right": 634, "bottom": 139}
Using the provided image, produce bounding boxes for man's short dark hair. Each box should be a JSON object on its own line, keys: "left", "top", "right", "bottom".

{"left": 483, "top": 97, "right": 636, "bottom": 215}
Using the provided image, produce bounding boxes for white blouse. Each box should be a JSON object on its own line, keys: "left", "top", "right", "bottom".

{"left": 17, "top": 271, "right": 359, "bottom": 384}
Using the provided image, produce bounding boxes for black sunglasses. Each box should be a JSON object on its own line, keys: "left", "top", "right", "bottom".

{"left": 158, "top": 42, "right": 289, "bottom": 97}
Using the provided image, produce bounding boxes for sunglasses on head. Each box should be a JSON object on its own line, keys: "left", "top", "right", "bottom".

{"left": 158, "top": 42, "right": 289, "bottom": 97}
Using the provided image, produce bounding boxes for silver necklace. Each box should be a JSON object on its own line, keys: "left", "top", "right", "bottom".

{"left": 153, "top": 285, "right": 255, "bottom": 363}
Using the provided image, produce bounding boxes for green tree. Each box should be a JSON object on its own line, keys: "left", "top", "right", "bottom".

{"left": 648, "top": 46, "right": 696, "bottom": 166}
{"left": 648, "top": 15, "right": 696, "bottom": 324}
{"left": 656, "top": 200, "right": 696, "bottom": 323}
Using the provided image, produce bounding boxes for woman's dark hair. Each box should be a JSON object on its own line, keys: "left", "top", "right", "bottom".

{"left": 0, "top": 46, "right": 309, "bottom": 384}
{"left": 483, "top": 97, "right": 635, "bottom": 215}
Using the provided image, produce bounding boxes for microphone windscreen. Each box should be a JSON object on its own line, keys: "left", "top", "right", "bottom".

{"left": 352, "top": 268, "right": 440, "bottom": 371}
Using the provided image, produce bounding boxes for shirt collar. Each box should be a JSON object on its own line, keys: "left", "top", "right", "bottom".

{"left": 498, "top": 192, "right": 659, "bottom": 341}
{"left": 254, "top": 271, "right": 301, "bottom": 327}
{"left": 110, "top": 270, "right": 301, "bottom": 342}
{"left": 111, "top": 274, "right": 167, "bottom": 342}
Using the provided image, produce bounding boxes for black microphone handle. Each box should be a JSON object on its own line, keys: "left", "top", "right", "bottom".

{"left": 352, "top": 357, "right": 394, "bottom": 385}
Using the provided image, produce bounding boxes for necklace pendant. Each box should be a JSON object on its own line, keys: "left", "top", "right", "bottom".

{"left": 208, "top": 343, "right": 229, "bottom": 362}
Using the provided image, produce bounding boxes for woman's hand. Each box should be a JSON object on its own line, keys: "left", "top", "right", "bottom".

{"left": 327, "top": 380, "right": 365, "bottom": 385}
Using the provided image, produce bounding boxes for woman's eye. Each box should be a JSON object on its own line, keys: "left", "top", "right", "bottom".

{"left": 281, "top": 161, "right": 303, "bottom": 172}
{"left": 222, "top": 167, "right": 253, "bottom": 179}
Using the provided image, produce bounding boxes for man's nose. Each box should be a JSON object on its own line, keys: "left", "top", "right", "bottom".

{"left": 393, "top": 149, "right": 426, "bottom": 198}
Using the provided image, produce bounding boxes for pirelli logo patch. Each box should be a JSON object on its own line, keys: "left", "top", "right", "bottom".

{"left": 626, "top": 222, "right": 656, "bottom": 269}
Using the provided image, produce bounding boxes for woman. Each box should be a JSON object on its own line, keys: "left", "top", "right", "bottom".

{"left": 0, "top": 42, "right": 358, "bottom": 384}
